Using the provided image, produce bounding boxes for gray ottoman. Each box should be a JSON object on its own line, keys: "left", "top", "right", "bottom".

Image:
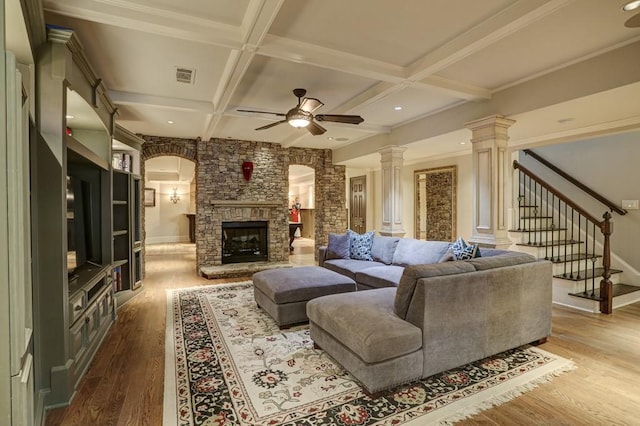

{"left": 253, "top": 266, "right": 356, "bottom": 328}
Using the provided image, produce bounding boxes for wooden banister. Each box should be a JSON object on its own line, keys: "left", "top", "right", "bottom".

{"left": 513, "top": 161, "right": 604, "bottom": 228}
{"left": 514, "top": 159, "right": 615, "bottom": 314}
{"left": 524, "top": 149, "right": 627, "bottom": 215}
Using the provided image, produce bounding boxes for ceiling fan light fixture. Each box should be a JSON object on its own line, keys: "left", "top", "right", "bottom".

{"left": 287, "top": 110, "right": 311, "bottom": 128}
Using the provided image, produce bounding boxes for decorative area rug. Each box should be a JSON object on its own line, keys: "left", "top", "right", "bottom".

{"left": 164, "top": 282, "right": 575, "bottom": 426}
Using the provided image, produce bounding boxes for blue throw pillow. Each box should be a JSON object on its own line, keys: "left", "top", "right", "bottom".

{"left": 450, "top": 237, "right": 481, "bottom": 260}
{"left": 326, "top": 233, "right": 350, "bottom": 260}
{"left": 347, "top": 230, "right": 375, "bottom": 261}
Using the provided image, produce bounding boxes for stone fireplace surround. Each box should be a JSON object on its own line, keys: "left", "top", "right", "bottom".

{"left": 141, "top": 136, "right": 348, "bottom": 273}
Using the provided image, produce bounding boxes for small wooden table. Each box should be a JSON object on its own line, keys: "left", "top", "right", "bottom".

{"left": 289, "top": 222, "right": 302, "bottom": 251}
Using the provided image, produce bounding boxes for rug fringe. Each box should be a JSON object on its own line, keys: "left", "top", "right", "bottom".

{"left": 433, "top": 361, "right": 577, "bottom": 426}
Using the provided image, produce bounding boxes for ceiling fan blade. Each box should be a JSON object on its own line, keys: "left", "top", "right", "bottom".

{"left": 255, "top": 120, "right": 287, "bottom": 131}
{"left": 299, "top": 97, "right": 324, "bottom": 114}
{"left": 237, "top": 109, "right": 286, "bottom": 117}
{"left": 315, "top": 114, "right": 364, "bottom": 125}
{"left": 306, "top": 120, "right": 326, "bottom": 136}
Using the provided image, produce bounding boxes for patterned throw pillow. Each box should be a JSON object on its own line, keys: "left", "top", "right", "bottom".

{"left": 449, "top": 237, "right": 481, "bottom": 260}
{"left": 347, "top": 230, "right": 375, "bottom": 261}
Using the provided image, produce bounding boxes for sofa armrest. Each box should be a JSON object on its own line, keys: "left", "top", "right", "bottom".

{"left": 317, "top": 245, "right": 328, "bottom": 267}
{"left": 406, "top": 260, "right": 552, "bottom": 378}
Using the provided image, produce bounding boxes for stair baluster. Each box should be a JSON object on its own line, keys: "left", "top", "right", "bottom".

{"left": 513, "top": 157, "right": 626, "bottom": 314}
{"left": 544, "top": 190, "right": 553, "bottom": 260}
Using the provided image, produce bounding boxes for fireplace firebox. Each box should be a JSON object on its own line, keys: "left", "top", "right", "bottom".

{"left": 222, "top": 221, "right": 268, "bottom": 264}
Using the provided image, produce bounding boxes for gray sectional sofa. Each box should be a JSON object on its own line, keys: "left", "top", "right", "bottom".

{"left": 310, "top": 236, "right": 552, "bottom": 394}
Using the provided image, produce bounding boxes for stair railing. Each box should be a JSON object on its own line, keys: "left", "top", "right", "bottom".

{"left": 513, "top": 160, "right": 614, "bottom": 314}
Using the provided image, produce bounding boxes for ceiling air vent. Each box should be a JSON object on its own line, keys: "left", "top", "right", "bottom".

{"left": 175, "top": 67, "right": 195, "bottom": 84}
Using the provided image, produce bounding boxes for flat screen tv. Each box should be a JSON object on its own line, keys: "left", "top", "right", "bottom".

{"left": 66, "top": 167, "right": 102, "bottom": 275}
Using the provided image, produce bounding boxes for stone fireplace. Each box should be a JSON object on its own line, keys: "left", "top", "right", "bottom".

{"left": 139, "top": 137, "right": 351, "bottom": 271}
{"left": 207, "top": 200, "right": 289, "bottom": 266}
{"left": 222, "top": 220, "right": 268, "bottom": 264}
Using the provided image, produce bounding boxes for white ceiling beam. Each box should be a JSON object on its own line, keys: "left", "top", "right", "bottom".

{"left": 42, "top": 0, "right": 244, "bottom": 48}
{"left": 406, "top": 0, "right": 574, "bottom": 80}
{"left": 416, "top": 76, "right": 492, "bottom": 100}
{"left": 109, "top": 90, "right": 215, "bottom": 112}
{"left": 259, "top": 35, "right": 406, "bottom": 82}
{"left": 202, "top": 0, "right": 285, "bottom": 140}
{"left": 333, "top": 41, "right": 640, "bottom": 164}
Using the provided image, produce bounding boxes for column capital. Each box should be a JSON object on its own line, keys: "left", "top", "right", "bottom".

{"left": 377, "top": 145, "right": 407, "bottom": 157}
{"left": 464, "top": 114, "right": 516, "bottom": 131}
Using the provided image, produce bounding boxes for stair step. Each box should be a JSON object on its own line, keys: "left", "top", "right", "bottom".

{"left": 520, "top": 216, "right": 553, "bottom": 219}
{"left": 517, "top": 239, "right": 582, "bottom": 248}
{"left": 552, "top": 253, "right": 602, "bottom": 264}
{"left": 569, "top": 283, "right": 640, "bottom": 302}
{"left": 509, "top": 227, "right": 567, "bottom": 233}
{"left": 554, "top": 268, "right": 623, "bottom": 281}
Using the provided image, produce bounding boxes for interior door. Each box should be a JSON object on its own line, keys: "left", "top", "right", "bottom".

{"left": 349, "top": 176, "right": 366, "bottom": 234}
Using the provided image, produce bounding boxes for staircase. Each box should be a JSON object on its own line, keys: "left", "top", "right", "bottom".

{"left": 510, "top": 150, "right": 640, "bottom": 314}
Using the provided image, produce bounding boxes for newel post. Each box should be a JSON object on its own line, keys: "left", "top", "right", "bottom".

{"left": 600, "top": 211, "right": 613, "bottom": 314}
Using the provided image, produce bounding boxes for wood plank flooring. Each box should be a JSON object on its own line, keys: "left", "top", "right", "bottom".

{"left": 46, "top": 241, "right": 640, "bottom": 425}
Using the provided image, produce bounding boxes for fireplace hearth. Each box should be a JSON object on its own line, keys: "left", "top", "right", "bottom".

{"left": 222, "top": 221, "right": 268, "bottom": 264}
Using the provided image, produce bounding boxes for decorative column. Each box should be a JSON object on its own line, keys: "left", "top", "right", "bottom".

{"left": 464, "top": 115, "right": 515, "bottom": 248}
{"left": 378, "top": 146, "right": 406, "bottom": 237}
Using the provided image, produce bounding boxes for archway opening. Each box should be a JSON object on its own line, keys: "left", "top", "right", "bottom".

{"left": 289, "top": 165, "right": 315, "bottom": 261}
{"left": 144, "top": 155, "right": 196, "bottom": 258}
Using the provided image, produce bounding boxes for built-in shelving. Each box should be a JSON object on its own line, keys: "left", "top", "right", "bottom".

{"left": 111, "top": 125, "right": 144, "bottom": 301}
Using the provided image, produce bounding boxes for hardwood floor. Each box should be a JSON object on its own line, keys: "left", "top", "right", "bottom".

{"left": 46, "top": 242, "right": 640, "bottom": 425}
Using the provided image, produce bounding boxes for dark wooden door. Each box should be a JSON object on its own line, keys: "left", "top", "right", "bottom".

{"left": 349, "top": 176, "right": 366, "bottom": 233}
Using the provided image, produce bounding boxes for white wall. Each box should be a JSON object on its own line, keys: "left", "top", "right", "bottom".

{"left": 145, "top": 182, "right": 192, "bottom": 244}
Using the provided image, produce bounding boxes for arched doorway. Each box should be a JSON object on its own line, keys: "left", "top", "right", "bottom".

{"left": 289, "top": 165, "right": 315, "bottom": 261}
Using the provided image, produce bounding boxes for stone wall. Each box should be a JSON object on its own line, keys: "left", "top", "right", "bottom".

{"left": 141, "top": 136, "right": 347, "bottom": 271}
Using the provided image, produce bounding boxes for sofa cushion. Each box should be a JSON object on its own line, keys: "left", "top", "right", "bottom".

{"left": 394, "top": 262, "right": 476, "bottom": 319}
{"left": 307, "top": 288, "right": 422, "bottom": 364}
{"left": 465, "top": 251, "right": 536, "bottom": 271}
{"left": 392, "top": 239, "right": 451, "bottom": 266}
{"left": 348, "top": 230, "right": 375, "bottom": 261}
{"left": 323, "top": 258, "right": 385, "bottom": 280}
{"left": 355, "top": 265, "right": 405, "bottom": 289}
{"left": 326, "top": 233, "right": 350, "bottom": 260}
{"left": 371, "top": 236, "right": 400, "bottom": 265}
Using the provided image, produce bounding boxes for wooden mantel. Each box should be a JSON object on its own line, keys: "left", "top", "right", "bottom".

{"left": 210, "top": 200, "right": 282, "bottom": 208}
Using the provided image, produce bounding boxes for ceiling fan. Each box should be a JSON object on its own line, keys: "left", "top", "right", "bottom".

{"left": 237, "top": 88, "right": 364, "bottom": 136}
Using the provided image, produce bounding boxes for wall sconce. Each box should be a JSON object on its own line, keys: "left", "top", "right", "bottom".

{"left": 242, "top": 161, "right": 254, "bottom": 181}
{"left": 169, "top": 188, "right": 180, "bottom": 204}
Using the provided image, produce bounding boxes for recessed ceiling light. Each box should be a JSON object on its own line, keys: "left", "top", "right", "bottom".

{"left": 394, "top": 106, "right": 403, "bottom": 111}
{"left": 460, "top": 142, "right": 466, "bottom": 145}
{"left": 623, "top": 0, "right": 640, "bottom": 11}
{"left": 327, "top": 137, "right": 334, "bottom": 141}
{"left": 167, "top": 120, "right": 174, "bottom": 124}
{"left": 66, "top": 115, "right": 74, "bottom": 119}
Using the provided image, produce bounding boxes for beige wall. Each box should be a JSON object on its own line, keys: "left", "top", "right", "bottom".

{"left": 145, "top": 182, "right": 192, "bottom": 244}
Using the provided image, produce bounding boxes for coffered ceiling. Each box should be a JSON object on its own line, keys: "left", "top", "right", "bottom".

{"left": 42, "top": 0, "right": 640, "bottom": 173}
